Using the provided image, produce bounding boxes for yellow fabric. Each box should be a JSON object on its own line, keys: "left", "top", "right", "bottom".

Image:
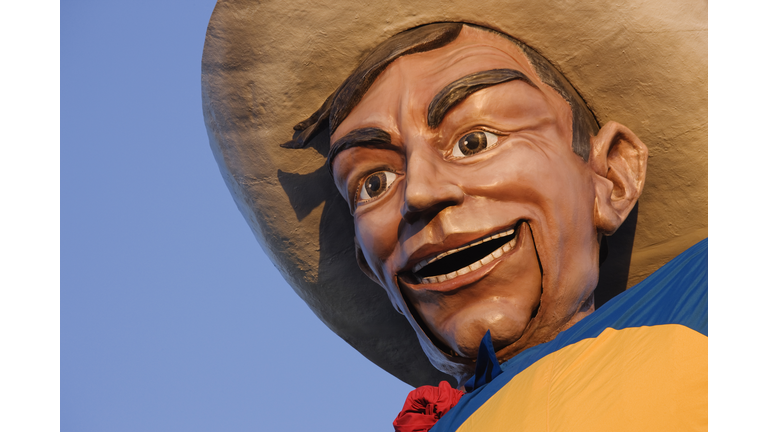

{"left": 457, "top": 325, "right": 707, "bottom": 431}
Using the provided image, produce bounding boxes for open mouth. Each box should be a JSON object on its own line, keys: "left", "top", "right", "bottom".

{"left": 411, "top": 222, "right": 521, "bottom": 284}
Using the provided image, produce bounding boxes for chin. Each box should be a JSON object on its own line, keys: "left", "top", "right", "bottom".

{"left": 438, "top": 299, "right": 539, "bottom": 358}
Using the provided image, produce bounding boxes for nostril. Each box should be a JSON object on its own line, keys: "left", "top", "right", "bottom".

{"left": 403, "top": 202, "right": 449, "bottom": 224}
{"left": 402, "top": 184, "right": 464, "bottom": 224}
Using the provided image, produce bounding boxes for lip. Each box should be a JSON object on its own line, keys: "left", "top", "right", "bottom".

{"left": 398, "top": 221, "right": 527, "bottom": 293}
{"left": 411, "top": 225, "right": 519, "bottom": 274}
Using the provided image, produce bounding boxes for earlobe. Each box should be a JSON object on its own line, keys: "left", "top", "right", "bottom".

{"left": 590, "top": 121, "right": 648, "bottom": 235}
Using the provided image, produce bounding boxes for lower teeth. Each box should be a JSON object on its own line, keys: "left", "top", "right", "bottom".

{"left": 420, "top": 236, "right": 517, "bottom": 284}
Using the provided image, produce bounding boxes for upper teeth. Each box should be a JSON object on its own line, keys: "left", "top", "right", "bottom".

{"left": 412, "top": 227, "right": 517, "bottom": 284}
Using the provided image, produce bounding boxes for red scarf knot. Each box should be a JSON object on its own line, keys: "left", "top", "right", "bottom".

{"left": 393, "top": 380, "right": 464, "bottom": 432}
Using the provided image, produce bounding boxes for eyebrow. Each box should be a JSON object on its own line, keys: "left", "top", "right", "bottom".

{"left": 427, "top": 68, "right": 536, "bottom": 128}
{"left": 326, "top": 127, "right": 399, "bottom": 175}
{"left": 326, "top": 69, "right": 536, "bottom": 172}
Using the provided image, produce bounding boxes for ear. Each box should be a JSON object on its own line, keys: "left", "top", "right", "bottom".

{"left": 590, "top": 121, "right": 648, "bottom": 235}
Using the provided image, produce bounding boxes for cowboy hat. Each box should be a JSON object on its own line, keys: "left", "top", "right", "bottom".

{"left": 201, "top": 0, "right": 707, "bottom": 386}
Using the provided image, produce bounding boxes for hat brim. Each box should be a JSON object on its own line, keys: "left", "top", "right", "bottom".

{"left": 202, "top": 0, "right": 707, "bottom": 386}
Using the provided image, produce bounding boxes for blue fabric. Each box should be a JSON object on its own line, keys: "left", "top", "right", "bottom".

{"left": 463, "top": 330, "right": 502, "bottom": 393}
{"left": 431, "top": 238, "right": 708, "bottom": 432}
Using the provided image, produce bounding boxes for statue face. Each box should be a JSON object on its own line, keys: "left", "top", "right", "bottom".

{"left": 329, "top": 27, "right": 601, "bottom": 361}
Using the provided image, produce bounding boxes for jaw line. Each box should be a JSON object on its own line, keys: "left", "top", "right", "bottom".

{"left": 397, "top": 280, "right": 465, "bottom": 358}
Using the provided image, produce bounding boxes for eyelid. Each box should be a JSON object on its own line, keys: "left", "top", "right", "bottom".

{"left": 353, "top": 169, "right": 399, "bottom": 209}
{"left": 333, "top": 147, "right": 403, "bottom": 212}
{"left": 447, "top": 128, "right": 505, "bottom": 160}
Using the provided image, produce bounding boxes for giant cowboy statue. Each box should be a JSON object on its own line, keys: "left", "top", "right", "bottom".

{"left": 202, "top": 1, "right": 707, "bottom": 430}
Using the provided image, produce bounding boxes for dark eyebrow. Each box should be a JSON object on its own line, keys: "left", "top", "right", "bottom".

{"left": 427, "top": 68, "right": 537, "bottom": 128}
{"left": 326, "top": 127, "right": 399, "bottom": 175}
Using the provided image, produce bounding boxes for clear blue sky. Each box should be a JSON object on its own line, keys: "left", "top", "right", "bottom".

{"left": 61, "top": 1, "right": 412, "bottom": 431}
{"left": 48, "top": 1, "right": 763, "bottom": 431}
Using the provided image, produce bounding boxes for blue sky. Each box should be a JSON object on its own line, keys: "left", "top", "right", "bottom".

{"left": 3, "top": 1, "right": 760, "bottom": 430}
{"left": 60, "top": 1, "right": 412, "bottom": 431}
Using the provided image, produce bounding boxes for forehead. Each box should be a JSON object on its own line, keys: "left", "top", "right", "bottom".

{"left": 331, "top": 26, "right": 545, "bottom": 141}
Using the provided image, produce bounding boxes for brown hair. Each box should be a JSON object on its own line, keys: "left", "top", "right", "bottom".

{"left": 283, "top": 22, "right": 598, "bottom": 161}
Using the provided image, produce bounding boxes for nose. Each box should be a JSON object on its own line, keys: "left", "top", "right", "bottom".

{"left": 402, "top": 146, "right": 464, "bottom": 223}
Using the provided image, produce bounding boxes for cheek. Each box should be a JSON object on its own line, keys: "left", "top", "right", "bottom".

{"left": 536, "top": 163, "right": 597, "bottom": 252}
{"left": 552, "top": 159, "right": 596, "bottom": 227}
{"left": 477, "top": 144, "right": 596, "bottom": 258}
{"left": 537, "top": 160, "right": 600, "bottom": 298}
{"left": 354, "top": 200, "right": 404, "bottom": 278}
{"left": 464, "top": 143, "right": 559, "bottom": 204}
{"left": 502, "top": 143, "right": 593, "bottom": 212}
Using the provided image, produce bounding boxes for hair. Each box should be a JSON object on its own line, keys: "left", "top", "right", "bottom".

{"left": 283, "top": 22, "right": 599, "bottom": 161}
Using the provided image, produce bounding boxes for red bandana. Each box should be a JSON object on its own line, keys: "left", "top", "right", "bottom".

{"left": 393, "top": 381, "right": 464, "bottom": 432}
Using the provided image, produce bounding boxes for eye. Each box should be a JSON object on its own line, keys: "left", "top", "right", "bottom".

{"left": 451, "top": 131, "right": 499, "bottom": 158}
{"left": 358, "top": 171, "right": 398, "bottom": 202}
